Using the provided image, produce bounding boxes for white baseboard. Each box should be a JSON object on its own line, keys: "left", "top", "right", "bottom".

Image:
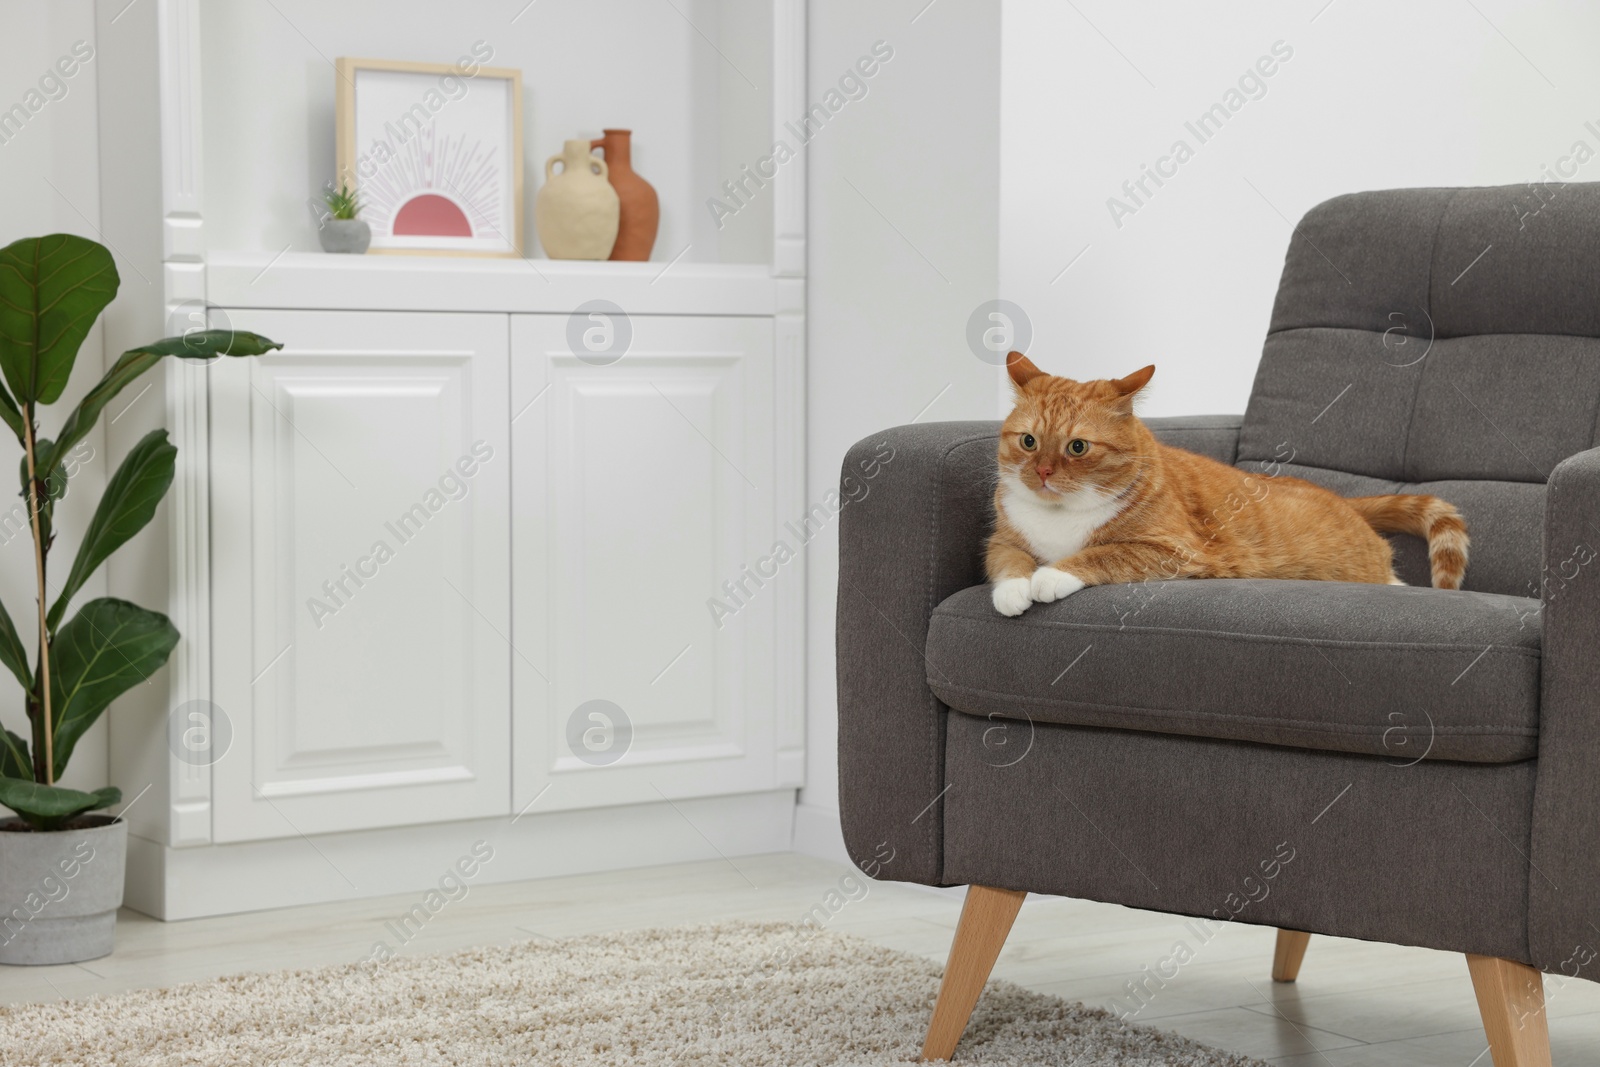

{"left": 124, "top": 789, "right": 797, "bottom": 921}
{"left": 790, "top": 802, "right": 852, "bottom": 867}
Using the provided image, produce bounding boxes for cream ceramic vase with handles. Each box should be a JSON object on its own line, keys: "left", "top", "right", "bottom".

{"left": 535, "top": 140, "right": 620, "bottom": 260}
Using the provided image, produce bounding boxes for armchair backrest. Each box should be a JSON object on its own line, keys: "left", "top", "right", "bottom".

{"left": 1237, "top": 182, "right": 1600, "bottom": 597}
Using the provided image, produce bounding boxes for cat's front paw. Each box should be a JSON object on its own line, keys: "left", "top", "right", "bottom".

{"left": 1031, "top": 567, "right": 1086, "bottom": 603}
{"left": 991, "top": 577, "right": 1034, "bottom": 616}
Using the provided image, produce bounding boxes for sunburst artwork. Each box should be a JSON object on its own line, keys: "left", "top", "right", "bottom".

{"left": 361, "top": 128, "right": 502, "bottom": 244}
{"left": 336, "top": 57, "right": 524, "bottom": 256}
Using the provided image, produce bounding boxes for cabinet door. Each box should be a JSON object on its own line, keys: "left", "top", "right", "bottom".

{"left": 210, "top": 310, "right": 510, "bottom": 841}
{"left": 511, "top": 314, "right": 777, "bottom": 812}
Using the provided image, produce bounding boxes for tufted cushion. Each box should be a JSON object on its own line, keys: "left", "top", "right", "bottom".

{"left": 1237, "top": 183, "right": 1600, "bottom": 596}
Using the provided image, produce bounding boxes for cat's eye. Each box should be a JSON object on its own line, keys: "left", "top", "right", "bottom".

{"left": 1067, "top": 438, "right": 1089, "bottom": 456}
{"left": 1019, "top": 433, "right": 1037, "bottom": 451}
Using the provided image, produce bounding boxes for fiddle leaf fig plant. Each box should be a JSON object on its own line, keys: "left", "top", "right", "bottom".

{"left": 0, "top": 234, "right": 281, "bottom": 830}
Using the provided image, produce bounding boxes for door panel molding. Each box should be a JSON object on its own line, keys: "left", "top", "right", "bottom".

{"left": 211, "top": 310, "right": 511, "bottom": 842}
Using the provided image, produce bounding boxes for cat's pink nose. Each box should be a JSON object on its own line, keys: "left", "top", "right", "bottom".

{"left": 1037, "top": 464, "right": 1054, "bottom": 479}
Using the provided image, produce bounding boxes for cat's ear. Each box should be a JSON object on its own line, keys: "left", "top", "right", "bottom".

{"left": 1111, "top": 365, "right": 1155, "bottom": 398}
{"left": 1006, "top": 351, "right": 1046, "bottom": 390}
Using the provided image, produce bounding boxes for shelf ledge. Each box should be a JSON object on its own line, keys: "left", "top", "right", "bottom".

{"left": 206, "top": 251, "right": 783, "bottom": 316}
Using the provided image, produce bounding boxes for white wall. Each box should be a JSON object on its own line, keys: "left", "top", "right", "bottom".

{"left": 1002, "top": 0, "right": 1600, "bottom": 418}
{"left": 0, "top": 0, "right": 114, "bottom": 793}
{"left": 798, "top": 0, "right": 1002, "bottom": 851}
{"left": 0, "top": 3, "right": 101, "bottom": 241}
{"left": 94, "top": 0, "right": 182, "bottom": 846}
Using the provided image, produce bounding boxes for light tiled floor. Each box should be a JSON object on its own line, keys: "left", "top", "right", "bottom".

{"left": 3, "top": 851, "right": 1596, "bottom": 1065}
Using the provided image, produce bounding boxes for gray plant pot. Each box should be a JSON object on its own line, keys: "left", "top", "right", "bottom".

{"left": 0, "top": 815, "right": 126, "bottom": 965}
{"left": 319, "top": 218, "right": 371, "bottom": 254}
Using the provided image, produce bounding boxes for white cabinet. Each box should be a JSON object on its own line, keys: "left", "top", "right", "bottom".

{"left": 111, "top": 0, "right": 808, "bottom": 917}
{"left": 208, "top": 310, "right": 511, "bottom": 841}
{"left": 204, "top": 307, "right": 797, "bottom": 846}
{"left": 510, "top": 314, "right": 785, "bottom": 812}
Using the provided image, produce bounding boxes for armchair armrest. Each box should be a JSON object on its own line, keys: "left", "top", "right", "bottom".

{"left": 1142, "top": 414, "right": 1245, "bottom": 465}
{"left": 836, "top": 421, "right": 999, "bottom": 885}
{"left": 1530, "top": 444, "right": 1600, "bottom": 973}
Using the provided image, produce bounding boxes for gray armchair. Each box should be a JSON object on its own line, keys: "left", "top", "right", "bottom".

{"left": 837, "top": 183, "right": 1600, "bottom": 1067}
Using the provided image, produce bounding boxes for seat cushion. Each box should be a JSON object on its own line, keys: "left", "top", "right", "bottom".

{"left": 925, "top": 579, "right": 1541, "bottom": 763}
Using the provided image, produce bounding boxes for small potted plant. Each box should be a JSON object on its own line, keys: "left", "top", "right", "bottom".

{"left": 317, "top": 181, "right": 371, "bottom": 254}
{"left": 0, "top": 234, "right": 279, "bottom": 965}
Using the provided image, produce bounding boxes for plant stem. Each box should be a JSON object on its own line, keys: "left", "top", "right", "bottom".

{"left": 22, "top": 404, "right": 52, "bottom": 786}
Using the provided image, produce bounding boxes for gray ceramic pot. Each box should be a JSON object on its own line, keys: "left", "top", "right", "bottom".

{"left": 319, "top": 218, "right": 371, "bottom": 254}
{"left": 0, "top": 815, "right": 126, "bottom": 965}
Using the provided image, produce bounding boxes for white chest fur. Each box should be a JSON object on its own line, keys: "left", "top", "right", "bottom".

{"left": 1000, "top": 476, "right": 1124, "bottom": 564}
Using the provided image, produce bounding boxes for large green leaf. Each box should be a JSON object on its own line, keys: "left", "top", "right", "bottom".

{"left": 38, "top": 329, "right": 282, "bottom": 482}
{"left": 0, "top": 729, "right": 29, "bottom": 781}
{"left": 0, "top": 235, "right": 119, "bottom": 405}
{"left": 48, "top": 429, "right": 176, "bottom": 631}
{"left": 0, "top": 594, "right": 30, "bottom": 692}
{"left": 0, "top": 778, "right": 119, "bottom": 830}
{"left": 49, "top": 597, "right": 178, "bottom": 781}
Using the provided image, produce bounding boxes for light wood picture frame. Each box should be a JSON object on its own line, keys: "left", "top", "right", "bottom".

{"left": 335, "top": 56, "right": 524, "bottom": 257}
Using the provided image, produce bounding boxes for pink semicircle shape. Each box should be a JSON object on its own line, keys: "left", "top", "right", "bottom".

{"left": 392, "top": 193, "right": 473, "bottom": 237}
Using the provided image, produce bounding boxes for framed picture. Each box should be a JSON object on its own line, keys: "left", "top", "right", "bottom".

{"left": 335, "top": 56, "right": 523, "bottom": 257}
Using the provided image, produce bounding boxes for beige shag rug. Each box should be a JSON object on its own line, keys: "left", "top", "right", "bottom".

{"left": 0, "top": 921, "right": 1268, "bottom": 1066}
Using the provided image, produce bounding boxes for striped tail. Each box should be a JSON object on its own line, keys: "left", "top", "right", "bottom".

{"left": 1347, "top": 494, "right": 1469, "bottom": 590}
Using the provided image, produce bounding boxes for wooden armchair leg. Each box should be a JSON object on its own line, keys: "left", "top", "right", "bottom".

{"left": 921, "top": 885, "right": 1026, "bottom": 1062}
{"left": 1272, "top": 929, "right": 1312, "bottom": 982}
{"left": 1467, "top": 954, "right": 1552, "bottom": 1067}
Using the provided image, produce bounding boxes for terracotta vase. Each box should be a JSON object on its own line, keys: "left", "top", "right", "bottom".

{"left": 590, "top": 129, "right": 659, "bottom": 261}
{"left": 535, "top": 140, "right": 620, "bottom": 260}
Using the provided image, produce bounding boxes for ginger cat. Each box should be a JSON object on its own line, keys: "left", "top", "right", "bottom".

{"left": 987, "top": 353, "right": 1469, "bottom": 616}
